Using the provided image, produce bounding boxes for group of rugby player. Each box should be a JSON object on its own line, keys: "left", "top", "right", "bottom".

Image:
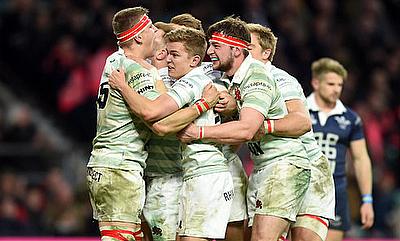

{"left": 87, "top": 6, "right": 374, "bottom": 241}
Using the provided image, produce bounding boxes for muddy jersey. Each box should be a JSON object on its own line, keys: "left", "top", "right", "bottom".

{"left": 145, "top": 67, "right": 183, "bottom": 177}
{"left": 88, "top": 48, "right": 159, "bottom": 170}
{"left": 167, "top": 67, "right": 228, "bottom": 180}
{"left": 220, "top": 56, "right": 309, "bottom": 170}
{"left": 266, "top": 62, "right": 323, "bottom": 163}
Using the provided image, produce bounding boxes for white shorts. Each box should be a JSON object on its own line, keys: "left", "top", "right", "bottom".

{"left": 178, "top": 172, "right": 233, "bottom": 239}
{"left": 247, "top": 161, "right": 311, "bottom": 226}
{"left": 143, "top": 174, "right": 183, "bottom": 241}
{"left": 228, "top": 155, "right": 248, "bottom": 222}
{"left": 87, "top": 167, "right": 145, "bottom": 223}
{"left": 296, "top": 154, "right": 335, "bottom": 220}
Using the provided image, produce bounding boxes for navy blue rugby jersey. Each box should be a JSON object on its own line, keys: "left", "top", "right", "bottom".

{"left": 307, "top": 93, "right": 365, "bottom": 182}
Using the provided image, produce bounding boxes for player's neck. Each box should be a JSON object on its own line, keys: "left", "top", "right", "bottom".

{"left": 315, "top": 94, "right": 336, "bottom": 113}
{"left": 226, "top": 55, "right": 245, "bottom": 77}
{"left": 123, "top": 46, "right": 148, "bottom": 60}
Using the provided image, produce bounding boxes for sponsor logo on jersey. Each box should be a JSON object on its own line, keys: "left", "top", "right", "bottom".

{"left": 137, "top": 85, "right": 154, "bottom": 95}
{"left": 179, "top": 79, "right": 194, "bottom": 89}
{"left": 129, "top": 72, "right": 151, "bottom": 83}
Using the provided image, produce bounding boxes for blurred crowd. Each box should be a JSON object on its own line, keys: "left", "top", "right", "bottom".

{"left": 0, "top": 0, "right": 399, "bottom": 238}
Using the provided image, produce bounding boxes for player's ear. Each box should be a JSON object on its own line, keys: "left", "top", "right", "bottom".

{"left": 263, "top": 48, "right": 272, "bottom": 62}
{"left": 311, "top": 78, "right": 319, "bottom": 90}
{"left": 157, "top": 48, "right": 167, "bottom": 60}
{"left": 133, "top": 35, "right": 143, "bottom": 44}
{"left": 190, "top": 55, "right": 201, "bottom": 67}
{"left": 233, "top": 47, "right": 242, "bottom": 57}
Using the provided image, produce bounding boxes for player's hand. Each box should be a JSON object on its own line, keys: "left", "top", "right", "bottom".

{"left": 215, "top": 91, "right": 237, "bottom": 115}
{"left": 176, "top": 123, "right": 198, "bottom": 143}
{"left": 202, "top": 83, "right": 219, "bottom": 108}
{"left": 360, "top": 203, "right": 374, "bottom": 229}
{"left": 109, "top": 67, "right": 127, "bottom": 91}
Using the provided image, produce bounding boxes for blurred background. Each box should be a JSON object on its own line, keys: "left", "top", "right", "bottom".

{"left": 0, "top": 0, "right": 399, "bottom": 238}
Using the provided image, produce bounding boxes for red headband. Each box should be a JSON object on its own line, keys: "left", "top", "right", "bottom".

{"left": 209, "top": 32, "right": 249, "bottom": 49}
{"left": 116, "top": 15, "right": 152, "bottom": 44}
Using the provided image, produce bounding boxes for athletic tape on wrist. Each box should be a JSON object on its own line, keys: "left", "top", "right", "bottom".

{"left": 195, "top": 98, "right": 211, "bottom": 115}
{"left": 265, "top": 119, "right": 275, "bottom": 134}
{"left": 362, "top": 194, "right": 373, "bottom": 204}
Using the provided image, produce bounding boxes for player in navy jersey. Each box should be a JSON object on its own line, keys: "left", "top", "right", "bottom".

{"left": 306, "top": 57, "right": 374, "bottom": 241}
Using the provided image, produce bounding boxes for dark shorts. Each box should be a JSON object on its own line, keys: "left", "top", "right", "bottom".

{"left": 329, "top": 185, "right": 351, "bottom": 231}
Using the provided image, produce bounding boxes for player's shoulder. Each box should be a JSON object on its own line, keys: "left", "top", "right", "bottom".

{"left": 271, "top": 65, "right": 298, "bottom": 83}
{"left": 342, "top": 106, "right": 363, "bottom": 125}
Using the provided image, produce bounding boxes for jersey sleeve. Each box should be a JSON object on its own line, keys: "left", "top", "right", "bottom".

{"left": 349, "top": 111, "right": 365, "bottom": 141}
{"left": 125, "top": 61, "right": 160, "bottom": 101}
{"left": 167, "top": 77, "right": 203, "bottom": 108}
{"left": 275, "top": 75, "right": 304, "bottom": 101}
{"left": 241, "top": 65, "right": 275, "bottom": 117}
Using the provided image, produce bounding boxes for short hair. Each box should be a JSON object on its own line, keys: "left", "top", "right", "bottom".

{"left": 154, "top": 21, "right": 176, "bottom": 34}
{"left": 311, "top": 58, "right": 348, "bottom": 81}
{"left": 164, "top": 27, "right": 207, "bottom": 64}
{"left": 112, "top": 7, "right": 149, "bottom": 47}
{"left": 206, "top": 16, "right": 251, "bottom": 45}
{"left": 246, "top": 23, "right": 278, "bottom": 62}
{"left": 170, "top": 13, "right": 204, "bottom": 32}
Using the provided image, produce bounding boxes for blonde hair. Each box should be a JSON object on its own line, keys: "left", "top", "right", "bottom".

{"left": 311, "top": 57, "right": 348, "bottom": 81}
{"left": 154, "top": 21, "right": 176, "bottom": 34}
{"left": 170, "top": 13, "right": 204, "bottom": 32}
{"left": 246, "top": 23, "right": 277, "bottom": 62}
{"left": 164, "top": 27, "right": 207, "bottom": 64}
{"left": 112, "top": 7, "right": 149, "bottom": 47}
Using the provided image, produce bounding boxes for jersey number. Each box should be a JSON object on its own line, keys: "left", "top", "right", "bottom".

{"left": 314, "top": 132, "right": 339, "bottom": 173}
{"left": 97, "top": 82, "right": 110, "bottom": 109}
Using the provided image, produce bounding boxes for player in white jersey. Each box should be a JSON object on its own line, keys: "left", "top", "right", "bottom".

{"left": 87, "top": 7, "right": 161, "bottom": 241}
{"left": 171, "top": 13, "right": 249, "bottom": 241}
{"left": 109, "top": 27, "right": 233, "bottom": 241}
{"left": 139, "top": 22, "right": 183, "bottom": 241}
{"left": 247, "top": 23, "right": 335, "bottom": 241}
{"left": 177, "top": 17, "right": 311, "bottom": 241}
{"left": 172, "top": 13, "right": 249, "bottom": 241}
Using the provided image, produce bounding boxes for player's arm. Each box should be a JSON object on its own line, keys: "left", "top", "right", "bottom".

{"left": 151, "top": 105, "right": 200, "bottom": 136}
{"left": 109, "top": 68, "right": 178, "bottom": 122}
{"left": 177, "top": 107, "right": 264, "bottom": 145}
{"left": 268, "top": 99, "right": 312, "bottom": 137}
{"left": 150, "top": 83, "right": 220, "bottom": 136}
{"left": 349, "top": 138, "right": 374, "bottom": 229}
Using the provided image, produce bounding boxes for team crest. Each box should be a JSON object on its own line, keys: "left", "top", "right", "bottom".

{"left": 334, "top": 116, "right": 351, "bottom": 130}
{"left": 234, "top": 86, "right": 241, "bottom": 101}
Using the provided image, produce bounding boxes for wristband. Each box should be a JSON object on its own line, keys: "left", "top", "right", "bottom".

{"left": 195, "top": 98, "right": 211, "bottom": 115}
{"left": 198, "top": 126, "right": 204, "bottom": 139}
{"left": 361, "top": 194, "right": 373, "bottom": 204}
{"left": 265, "top": 119, "right": 275, "bottom": 134}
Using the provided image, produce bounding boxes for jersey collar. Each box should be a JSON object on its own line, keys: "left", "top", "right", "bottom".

{"left": 306, "top": 93, "right": 346, "bottom": 115}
